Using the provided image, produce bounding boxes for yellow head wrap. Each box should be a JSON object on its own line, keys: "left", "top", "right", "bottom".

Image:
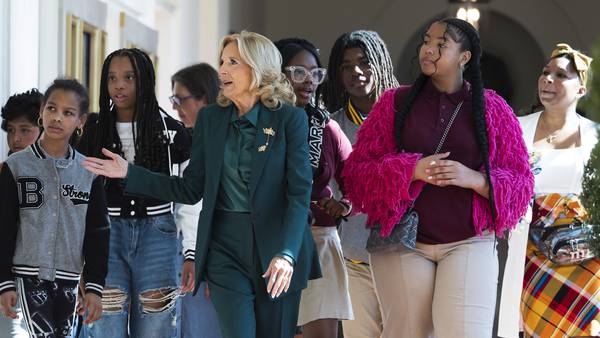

{"left": 551, "top": 43, "right": 593, "bottom": 87}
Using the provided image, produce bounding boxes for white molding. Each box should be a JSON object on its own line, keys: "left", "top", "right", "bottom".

{"left": 62, "top": 0, "right": 108, "bottom": 30}
{"left": 39, "top": 0, "right": 60, "bottom": 88}
{"left": 121, "top": 12, "right": 158, "bottom": 53}
{"left": 0, "top": 0, "right": 10, "bottom": 161}
{"left": 9, "top": 0, "right": 39, "bottom": 93}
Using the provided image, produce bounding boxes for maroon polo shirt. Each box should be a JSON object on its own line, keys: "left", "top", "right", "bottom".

{"left": 400, "top": 80, "right": 483, "bottom": 244}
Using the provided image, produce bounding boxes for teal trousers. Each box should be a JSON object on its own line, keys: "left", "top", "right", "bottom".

{"left": 206, "top": 210, "right": 301, "bottom": 338}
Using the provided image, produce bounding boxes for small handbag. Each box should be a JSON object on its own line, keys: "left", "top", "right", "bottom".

{"left": 528, "top": 194, "right": 595, "bottom": 265}
{"left": 366, "top": 99, "right": 464, "bottom": 253}
{"left": 530, "top": 220, "right": 594, "bottom": 265}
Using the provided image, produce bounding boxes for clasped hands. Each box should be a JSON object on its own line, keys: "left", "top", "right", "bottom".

{"left": 413, "top": 152, "right": 489, "bottom": 197}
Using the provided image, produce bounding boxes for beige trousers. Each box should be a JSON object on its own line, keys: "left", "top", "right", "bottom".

{"left": 341, "top": 261, "right": 383, "bottom": 338}
{"left": 370, "top": 233, "right": 498, "bottom": 338}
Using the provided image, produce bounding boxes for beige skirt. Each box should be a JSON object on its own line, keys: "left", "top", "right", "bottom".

{"left": 297, "top": 226, "right": 354, "bottom": 325}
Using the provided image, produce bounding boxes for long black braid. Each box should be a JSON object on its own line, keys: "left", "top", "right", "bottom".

{"left": 323, "top": 30, "right": 399, "bottom": 113}
{"left": 394, "top": 18, "right": 496, "bottom": 222}
{"left": 94, "top": 48, "right": 169, "bottom": 173}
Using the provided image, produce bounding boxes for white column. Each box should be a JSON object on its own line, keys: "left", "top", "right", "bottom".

{"left": 0, "top": 0, "right": 10, "bottom": 161}
{"left": 198, "top": 0, "right": 230, "bottom": 68}
{"left": 38, "top": 0, "right": 60, "bottom": 89}
{"left": 9, "top": 0, "right": 40, "bottom": 93}
{"left": 176, "top": 0, "right": 200, "bottom": 68}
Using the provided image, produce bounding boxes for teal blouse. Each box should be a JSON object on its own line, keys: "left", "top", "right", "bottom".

{"left": 215, "top": 104, "right": 259, "bottom": 212}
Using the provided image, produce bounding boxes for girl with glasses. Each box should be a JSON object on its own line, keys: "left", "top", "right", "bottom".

{"left": 170, "top": 63, "right": 219, "bottom": 129}
{"left": 275, "top": 37, "right": 354, "bottom": 338}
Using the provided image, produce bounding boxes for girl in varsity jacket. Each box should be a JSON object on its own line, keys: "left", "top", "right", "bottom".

{"left": 0, "top": 79, "right": 109, "bottom": 337}
{"left": 76, "top": 48, "right": 193, "bottom": 338}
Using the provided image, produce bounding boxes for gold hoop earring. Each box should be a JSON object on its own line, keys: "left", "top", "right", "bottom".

{"left": 75, "top": 127, "right": 82, "bottom": 137}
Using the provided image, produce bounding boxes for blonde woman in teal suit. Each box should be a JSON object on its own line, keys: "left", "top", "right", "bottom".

{"left": 83, "top": 31, "right": 321, "bottom": 338}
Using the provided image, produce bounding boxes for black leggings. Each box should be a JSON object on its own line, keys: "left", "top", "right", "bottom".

{"left": 16, "top": 277, "right": 78, "bottom": 338}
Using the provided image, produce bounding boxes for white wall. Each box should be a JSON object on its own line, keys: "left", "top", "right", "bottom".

{"left": 10, "top": 0, "right": 39, "bottom": 94}
{"left": 39, "top": 0, "right": 61, "bottom": 89}
{"left": 155, "top": 0, "right": 229, "bottom": 116}
{"left": 0, "top": 0, "right": 10, "bottom": 159}
{"left": 0, "top": 0, "right": 41, "bottom": 161}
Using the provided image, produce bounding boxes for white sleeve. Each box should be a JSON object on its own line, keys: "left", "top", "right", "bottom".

{"left": 174, "top": 159, "right": 200, "bottom": 261}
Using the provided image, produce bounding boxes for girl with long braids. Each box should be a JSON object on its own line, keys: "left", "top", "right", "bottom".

{"left": 342, "top": 18, "right": 534, "bottom": 337}
{"left": 77, "top": 48, "right": 192, "bottom": 337}
{"left": 322, "top": 30, "right": 398, "bottom": 338}
{"left": 274, "top": 37, "right": 353, "bottom": 338}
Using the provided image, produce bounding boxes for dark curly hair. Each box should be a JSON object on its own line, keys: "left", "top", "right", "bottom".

{"left": 1, "top": 89, "right": 43, "bottom": 132}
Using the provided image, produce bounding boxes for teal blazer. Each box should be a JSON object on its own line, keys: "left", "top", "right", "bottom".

{"left": 125, "top": 102, "right": 321, "bottom": 294}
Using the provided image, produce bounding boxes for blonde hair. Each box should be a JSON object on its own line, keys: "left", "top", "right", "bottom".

{"left": 217, "top": 31, "right": 296, "bottom": 109}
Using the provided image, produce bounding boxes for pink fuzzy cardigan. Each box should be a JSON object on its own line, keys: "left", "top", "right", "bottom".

{"left": 342, "top": 87, "right": 534, "bottom": 237}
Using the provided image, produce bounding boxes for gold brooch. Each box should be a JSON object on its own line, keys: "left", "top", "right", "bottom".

{"left": 263, "top": 128, "right": 275, "bottom": 136}
{"left": 258, "top": 127, "right": 275, "bottom": 152}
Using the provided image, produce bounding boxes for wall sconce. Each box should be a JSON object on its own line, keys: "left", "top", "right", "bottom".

{"left": 457, "top": 6, "right": 480, "bottom": 28}
{"left": 450, "top": 0, "right": 488, "bottom": 30}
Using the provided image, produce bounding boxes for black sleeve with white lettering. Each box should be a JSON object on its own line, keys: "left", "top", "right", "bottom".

{"left": 0, "top": 164, "right": 19, "bottom": 294}
{"left": 82, "top": 176, "right": 110, "bottom": 297}
{"left": 169, "top": 117, "right": 192, "bottom": 164}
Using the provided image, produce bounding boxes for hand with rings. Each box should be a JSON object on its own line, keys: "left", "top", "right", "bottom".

{"left": 262, "top": 256, "right": 294, "bottom": 299}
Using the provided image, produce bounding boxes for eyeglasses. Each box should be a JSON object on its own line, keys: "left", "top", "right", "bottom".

{"left": 169, "top": 94, "right": 197, "bottom": 106}
{"left": 285, "top": 66, "right": 327, "bottom": 85}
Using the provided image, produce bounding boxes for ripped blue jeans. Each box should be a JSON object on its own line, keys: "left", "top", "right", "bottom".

{"left": 80, "top": 214, "right": 180, "bottom": 338}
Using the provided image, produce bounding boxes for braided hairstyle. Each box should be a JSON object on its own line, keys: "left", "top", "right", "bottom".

{"left": 323, "top": 30, "right": 399, "bottom": 113}
{"left": 94, "top": 48, "right": 168, "bottom": 173}
{"left": 274, "top": 37, "right": 324, "bottom": 104}
{"left": 394, "top": 18, "right": 496, "bottom": 221}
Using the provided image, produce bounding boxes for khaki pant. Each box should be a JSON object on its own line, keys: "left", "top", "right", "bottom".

{"left": 370, "top": 233, "right": 498, "bottom": 338}
{"left": 341, "top": 261, "right": 383, "bottom": 338}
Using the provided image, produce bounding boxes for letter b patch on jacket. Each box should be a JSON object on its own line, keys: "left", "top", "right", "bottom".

{"left": 16, "top": 177, "right": 44, "bottom": 209}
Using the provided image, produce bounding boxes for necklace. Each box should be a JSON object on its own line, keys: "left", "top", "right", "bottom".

{"left": 546, "top": 132, "right": 559, "bottom": 144}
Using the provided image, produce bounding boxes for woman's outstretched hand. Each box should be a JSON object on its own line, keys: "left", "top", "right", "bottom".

{"left": 83, "top": 148, "right": 129, "bottom": 178}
